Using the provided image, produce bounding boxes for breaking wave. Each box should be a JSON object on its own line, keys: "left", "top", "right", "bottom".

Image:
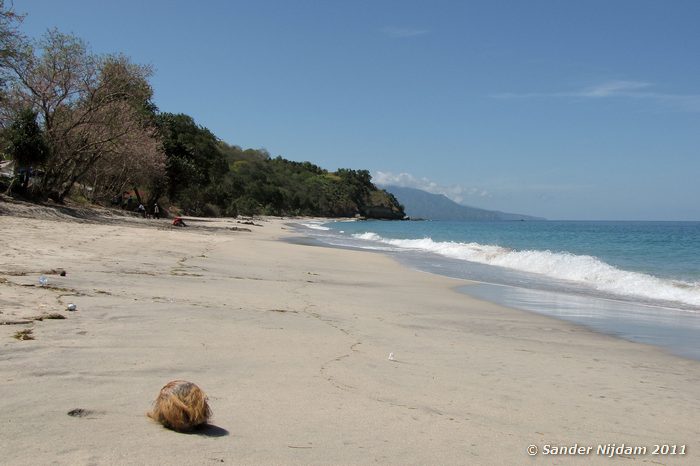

{"left": 352, "top": 233, "right": 700, "bottom": 307}
{"left": 300, "top": 221, "right": 331, "bottom": 231}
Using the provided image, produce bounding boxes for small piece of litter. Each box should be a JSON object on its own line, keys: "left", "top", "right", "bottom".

{"left": 67, "top": 304, "right": 77, "bottom": 312}
{"left": 388, "top": 352, "right": 395, "bottom": 361}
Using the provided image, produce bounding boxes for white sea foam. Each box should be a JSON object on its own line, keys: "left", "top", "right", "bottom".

{"left": 300, "top": 221, "right": 331, "bottom": 231}
{"left": 353, "top": 232, "right": 383, "bottom": 241}
{"left": 351, "top": 233, "right": 700, "bottom": 307}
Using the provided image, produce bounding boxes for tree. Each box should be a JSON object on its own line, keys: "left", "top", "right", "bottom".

{"left": 82, "top": 121, "right": 165, "bottom": 203}
{"left": 2, "top": 29, "right": 164, "bottom": 201}
{"left": 156, "top": 113, "right": 228, "bottom": 208}
{"left": 0, "top": 2, "right": 22, "bottom": 68}
{"left": 0, "top": 0, "right": 24, "bottom": 113}
{"left": 4, "top": 108, "right": 46, "bottom": 164}
{"left": 75, "top": 55, "right": 165, "bottom": 203}
{"left": 3, "top": 107, "right": 47, "bottom": 192}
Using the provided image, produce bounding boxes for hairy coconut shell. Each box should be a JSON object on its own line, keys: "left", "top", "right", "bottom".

{"left": 147, "top": 380, "right": 211, "bottom": 432}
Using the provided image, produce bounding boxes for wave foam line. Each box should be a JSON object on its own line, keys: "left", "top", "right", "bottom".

{"left": 300, "top": 221, "right": 330, "bottom": 231}
{"left": 352, "top": 233, "right": 700, "bottom": 307}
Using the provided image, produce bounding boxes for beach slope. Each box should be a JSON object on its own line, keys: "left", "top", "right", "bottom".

{"left": 1, "top": 203, "right": 698, "bottom": 465}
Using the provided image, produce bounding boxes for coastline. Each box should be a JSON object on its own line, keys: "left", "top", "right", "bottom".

{"left": 1, "top": 205, "right": 698, "bottom": 464}
{"left": 296, "top": 219, "right": 700, "bottom": 362}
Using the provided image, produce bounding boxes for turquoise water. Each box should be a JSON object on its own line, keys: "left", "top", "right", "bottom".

{"left": 297, "top": 219, "right": 700, "bottom": 359}
{"left": 342, "top": 220, "right": 700, "bottom": 282}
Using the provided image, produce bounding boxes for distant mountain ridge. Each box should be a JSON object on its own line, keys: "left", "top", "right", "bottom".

{"left": 382, "top": 185, "right": 543, "bottom": 221}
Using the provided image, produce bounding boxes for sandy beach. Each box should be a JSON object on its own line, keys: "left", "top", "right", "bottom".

{"left": 1, "top": 200, "right": 698, "bottom": 465}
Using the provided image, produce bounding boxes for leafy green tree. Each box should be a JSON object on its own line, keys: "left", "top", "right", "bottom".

{"left": 5, "top": 108, "right": 46, "bottom": 164}
{"left": 3, "top": 108, "right": 47, "bottom": 192}
{"left": 156, "top": 113, "right": 229, "bottom": 212}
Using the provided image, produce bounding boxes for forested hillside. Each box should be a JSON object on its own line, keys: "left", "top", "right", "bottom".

{"left": 0, "top": 2, "right": 404, "bottom": 219}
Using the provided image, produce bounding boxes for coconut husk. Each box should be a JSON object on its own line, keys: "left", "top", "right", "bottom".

{"left": 147, "top": 380, "right": 211, "bottom": 432}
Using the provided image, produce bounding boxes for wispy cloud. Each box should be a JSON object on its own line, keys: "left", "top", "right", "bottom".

{"left": 578, "top": 80, "right": 652, "bottom": 97}
{"left": 373, "top": 171, "right": 488, "bottom": 204}
{"left": 381, "top": 26, "right": 429, "bottom": 38}
{"left": 492, "top": 80, "right": 700, "bottom": 111}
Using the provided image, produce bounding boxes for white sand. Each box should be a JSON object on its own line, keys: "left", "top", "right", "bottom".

{"left": 1, "top": 201, "right": 698, "bottom": 465}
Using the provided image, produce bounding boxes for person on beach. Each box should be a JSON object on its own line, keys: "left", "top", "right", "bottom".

{"left": 153, "top": 203, "right": 160, "bottom": 219}
{"left": 172, "top": 216, "right": 187, "bottom": 227}
{"left": 137, "top": 203, "right": 146, "bottom": 218}
{"left": 124, "top": 193, "right": 134, "bottom": 210}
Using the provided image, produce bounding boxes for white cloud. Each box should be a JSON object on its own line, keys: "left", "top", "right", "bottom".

{"left": 381, "top": 26, "right": 429, "bottom": 38}
{"left": 579, "top": 80, "right": 651, "bottom": 97}
{"left": 492, "top": 80, "right": 700, "bottom": 111}
{"left": 373, "top": 171, "right": 489, "bottom": 204}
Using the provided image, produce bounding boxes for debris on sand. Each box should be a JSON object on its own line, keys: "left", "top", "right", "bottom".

{"left": 13, "top": 329, "right": 34, "bottom": 340}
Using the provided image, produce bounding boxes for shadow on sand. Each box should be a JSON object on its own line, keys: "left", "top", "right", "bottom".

{"left": 187, "top": 423, "right": 229, "bottom": 437}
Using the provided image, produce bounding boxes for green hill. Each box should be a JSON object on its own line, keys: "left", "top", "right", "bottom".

{"left": 150, "top": 114, "right": 406, "bottom": 219}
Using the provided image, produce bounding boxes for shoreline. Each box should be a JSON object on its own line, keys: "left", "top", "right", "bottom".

{"left": 1, "top": 205, "right": 699, "bottom": 464}
{"left": 292, "top": 220, "right": 700, "bottom": 362}
{"left": 461, "top": 280, "right": 700, "bottom": 361}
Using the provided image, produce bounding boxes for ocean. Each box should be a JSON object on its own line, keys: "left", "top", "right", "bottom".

{"left": 295, "top": 219, "right": 700, "bottom": 360}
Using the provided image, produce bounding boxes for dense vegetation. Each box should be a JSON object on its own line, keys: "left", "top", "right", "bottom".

{"left": 154, "top": 112, "right": 403, "bottom": 217}
{"left": 0, "top": 2, "right": 404, "bottom": 219}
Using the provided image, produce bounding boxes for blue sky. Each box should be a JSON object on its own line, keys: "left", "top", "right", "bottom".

{"left": 17, "top": 0, "right": 700, "bottom": 220}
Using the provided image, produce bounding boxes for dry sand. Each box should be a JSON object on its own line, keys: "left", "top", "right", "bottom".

{"left": 1, "top": 199, "right": 699, "bottom": 465}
